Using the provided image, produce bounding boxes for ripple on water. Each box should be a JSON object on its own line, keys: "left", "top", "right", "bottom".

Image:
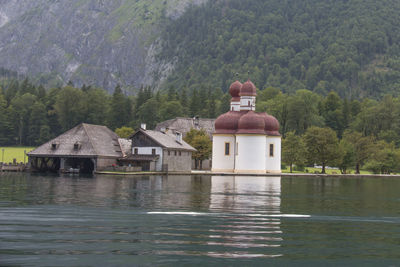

{"left": 1, "top": 174, "right": 400, "bottom": 266}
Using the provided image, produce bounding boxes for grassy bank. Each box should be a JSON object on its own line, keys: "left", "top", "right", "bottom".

{"left": 0, "top": 147, "right": 35, "bottom": 164}
{"left": 281, "top": 166, "right": 372, "bottom": 175}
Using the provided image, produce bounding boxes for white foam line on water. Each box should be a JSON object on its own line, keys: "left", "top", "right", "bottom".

{"left": 247, "top": 214, "right": 311, "bottom": 218}
{"left": 147, "top": 211, "right": 311, "bottom": 218}
{"left": 148, "top": 211, "right": 209, "bottom": 216}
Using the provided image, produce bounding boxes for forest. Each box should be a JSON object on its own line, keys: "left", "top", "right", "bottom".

{"left": 2, "top": 76, "right": 400, "bottom": 173}
{"left": 160, "top": 0, "right": 400, "bottom": 98}
{"left": 2, "top": 0, "right": 400, "bottom": 173}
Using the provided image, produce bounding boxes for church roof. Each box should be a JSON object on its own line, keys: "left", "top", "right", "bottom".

{"left": 28, "top": 123, "right": 123, "bottom": 158}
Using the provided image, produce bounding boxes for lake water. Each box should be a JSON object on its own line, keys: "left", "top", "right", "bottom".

{"left": 0, "top": 173, "right": 399, "bottom": 266}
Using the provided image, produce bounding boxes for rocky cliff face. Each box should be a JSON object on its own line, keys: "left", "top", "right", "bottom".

{"left": 0, "top": 0, "right": 207, "bottom": 92}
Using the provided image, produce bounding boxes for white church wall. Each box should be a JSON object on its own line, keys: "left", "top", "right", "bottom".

{"left": 212, "top": 135, "right": 235, "bottom": 172}
{"left": 266, "top": 137, "right": 281, "bottom": 173}
{"left": 235, "top": 135, "right": 266, "bottom": 173}
{"left": 240, "top": 96, "right": 256, "bottom": 111}
{"left": 231, "top": 101, "right": 241, "bottom": 111}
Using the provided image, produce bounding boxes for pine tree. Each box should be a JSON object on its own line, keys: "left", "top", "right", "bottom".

{"left": 28, "top": 101, "right": 48, "bottom": 145}
{"left": 109, "top": 84, "right": 129, "bottom": 130}
{"left": 189, "top": 89, "right": 200, "bottom": 117}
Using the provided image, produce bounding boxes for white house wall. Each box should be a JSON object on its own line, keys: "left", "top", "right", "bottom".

{"left": 212, "top": 135, "right": 235, "bottom": 172}
{"left": 132, "top": 146, "right": 163, "bottom": 171}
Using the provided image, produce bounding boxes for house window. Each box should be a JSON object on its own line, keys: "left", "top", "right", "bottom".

{"left": 248, "top": 101, "right": 250, "bottom": 106}
{"left": 179, "top": 151, "right": 182, "bottom": 156}
{"left": 152, "top": 149, "right": 156, "bottom": 155}
{"left": 134, "top": 148, "right": 138, "bottom": 154}
{"left": 225, "top": 142, "right": 230, "bottom": 156}
{"left": 168, "top": 151, "right": 170, "bottom": 156}
{"left": 174, "top": 151, "right": 177, "bottom": 156}
{"left": 269, "top": 144, "right": 274, "bottom": 157}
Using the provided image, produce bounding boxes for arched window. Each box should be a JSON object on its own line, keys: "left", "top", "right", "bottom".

{"left": 225, "top": 142, "right": 230, "bottom": 156}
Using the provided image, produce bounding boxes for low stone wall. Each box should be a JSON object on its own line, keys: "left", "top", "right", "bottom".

{"left": 103, "top": 166, "right": 142, "bottom": 172}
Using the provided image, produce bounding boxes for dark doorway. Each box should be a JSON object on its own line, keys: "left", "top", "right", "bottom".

{"left": 65, "top": 158, "right": 95, "bottom": 174}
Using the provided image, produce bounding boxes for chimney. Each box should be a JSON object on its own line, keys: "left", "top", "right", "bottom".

{"left": 140, "top": 123, "right": 146, "bottom": 130}
{"left": 176, "top": 131, "right": 182, "bottom": 144}
{"left": 193, "top": 116, "right": 200, "bottom": 127}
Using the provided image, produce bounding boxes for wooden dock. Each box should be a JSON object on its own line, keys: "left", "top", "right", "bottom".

{"left": 0, "top": 163, "right": 26, "bottom": 172}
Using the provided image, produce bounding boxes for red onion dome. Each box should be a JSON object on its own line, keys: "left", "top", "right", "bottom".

{"left": 214, "top": 111, "right": 242, "bottom": 134}
{"left": 237, "top": 111, "right": 265, "bottom": 134}
{"left": 240, "top": 80, "right": 257, "bottom": 96}
{"left": 259, "top": 113, "right": 280, "bottom": 136}
{"left": 229, "top": 81, "right": 242, "bottom": 101}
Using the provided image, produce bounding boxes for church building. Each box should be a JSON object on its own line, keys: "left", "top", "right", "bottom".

{"left": 212, "top": 80, "right": 281, "bottom": 174}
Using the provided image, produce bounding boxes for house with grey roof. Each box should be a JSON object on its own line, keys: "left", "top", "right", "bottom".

{"left": 155, "top": 117, "right": 215, "bottom": 170}
{"left": 155, "top": 117, "right": 215, "bottom": 138}
{"left": 28, "top": 123, "right": 124, "bottom": 173}
{"left": 120, "top": 125, "right": 196, "bottom": 172}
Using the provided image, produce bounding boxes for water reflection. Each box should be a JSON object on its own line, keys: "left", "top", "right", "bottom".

{"left": 206, "top": 176, "right": 282, "bottom": 258}
{"left": 1, "top": 174, "right": 400, "bottom": 265}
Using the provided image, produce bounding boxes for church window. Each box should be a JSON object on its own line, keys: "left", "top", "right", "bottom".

{"left": 225, "top": 142, "right": 230, "bottom": 156}
{"left": 269, "top": 144, "right": 274, "bottom": 157}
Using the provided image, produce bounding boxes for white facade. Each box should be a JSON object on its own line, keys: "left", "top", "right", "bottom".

{"left": 212, "top": 80, "right": 281, "bottom": 174}
{"left": 211, "top": 135, "right": 236, "bottom": 172}
{"left": 212, "top": 134, "right": 281, "bottom": 174}
{"left": 231, "top": 101, "right": 241, "bottom": 111}
{"left": 240, "top": 96, "right": 256, "bottom": 111}
{"left": 132, "top": 146, "right": 163, "bottom": 171}
{"left": 266, "top": 137, "right": 281, "bottom": 173}
{"left": 235, "top": 135, "right": 267, "bottom": 173}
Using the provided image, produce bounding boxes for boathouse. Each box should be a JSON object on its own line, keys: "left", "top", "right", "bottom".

{"left": 120, "top": 125, "right": 196, "bottom": 172}
{"left": 28, "top": 123, "right": 124, "bottom": 173}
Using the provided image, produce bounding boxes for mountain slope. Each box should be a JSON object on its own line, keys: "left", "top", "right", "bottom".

{"left": 160, "top": 0, "right": 400, "bottom": 98}
{"left": 0, "top": 0, "right": 206, "bottom": 92}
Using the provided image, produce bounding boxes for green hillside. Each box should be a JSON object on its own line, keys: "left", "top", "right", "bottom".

{"left": 160, "top": 0, "right": 400, "bottom": 98}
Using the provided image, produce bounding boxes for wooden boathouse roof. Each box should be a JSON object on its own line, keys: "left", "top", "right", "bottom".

{"left": 28, "top": 123, "right": 123, "bottom": 158}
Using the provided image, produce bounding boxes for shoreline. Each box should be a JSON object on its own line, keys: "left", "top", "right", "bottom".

{"left": 94, "top": 170, "right": 400, "bottom": 178}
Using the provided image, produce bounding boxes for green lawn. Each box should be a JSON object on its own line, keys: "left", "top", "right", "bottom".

{"left": 282, "top": 166, "right": 373, "bottom": 175}
{"left": 0, "top": 147, "right": 35, "bottom": 164}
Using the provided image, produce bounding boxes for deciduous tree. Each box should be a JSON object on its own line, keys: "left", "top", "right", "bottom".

{"left": 282, "top": 131, "right": 306, "bottom": 173}
{"left": 303, "top": 126, "right": 341, "bottom": 173}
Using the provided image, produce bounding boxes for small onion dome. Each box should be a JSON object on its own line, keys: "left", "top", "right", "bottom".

{"left": 229, "top": 80, "right": 242, "bottom": 99}
{"left": 214, "top": 111, "right": 242, "bottom": 134}
{"left": 240, "top": 80, "right": 257, "bottom": 96}
{"left": 259, "top": 113, "right": 280, "bottom": 136}
{"left": 237, "top": 111, "right": 265, "bottom": 134}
